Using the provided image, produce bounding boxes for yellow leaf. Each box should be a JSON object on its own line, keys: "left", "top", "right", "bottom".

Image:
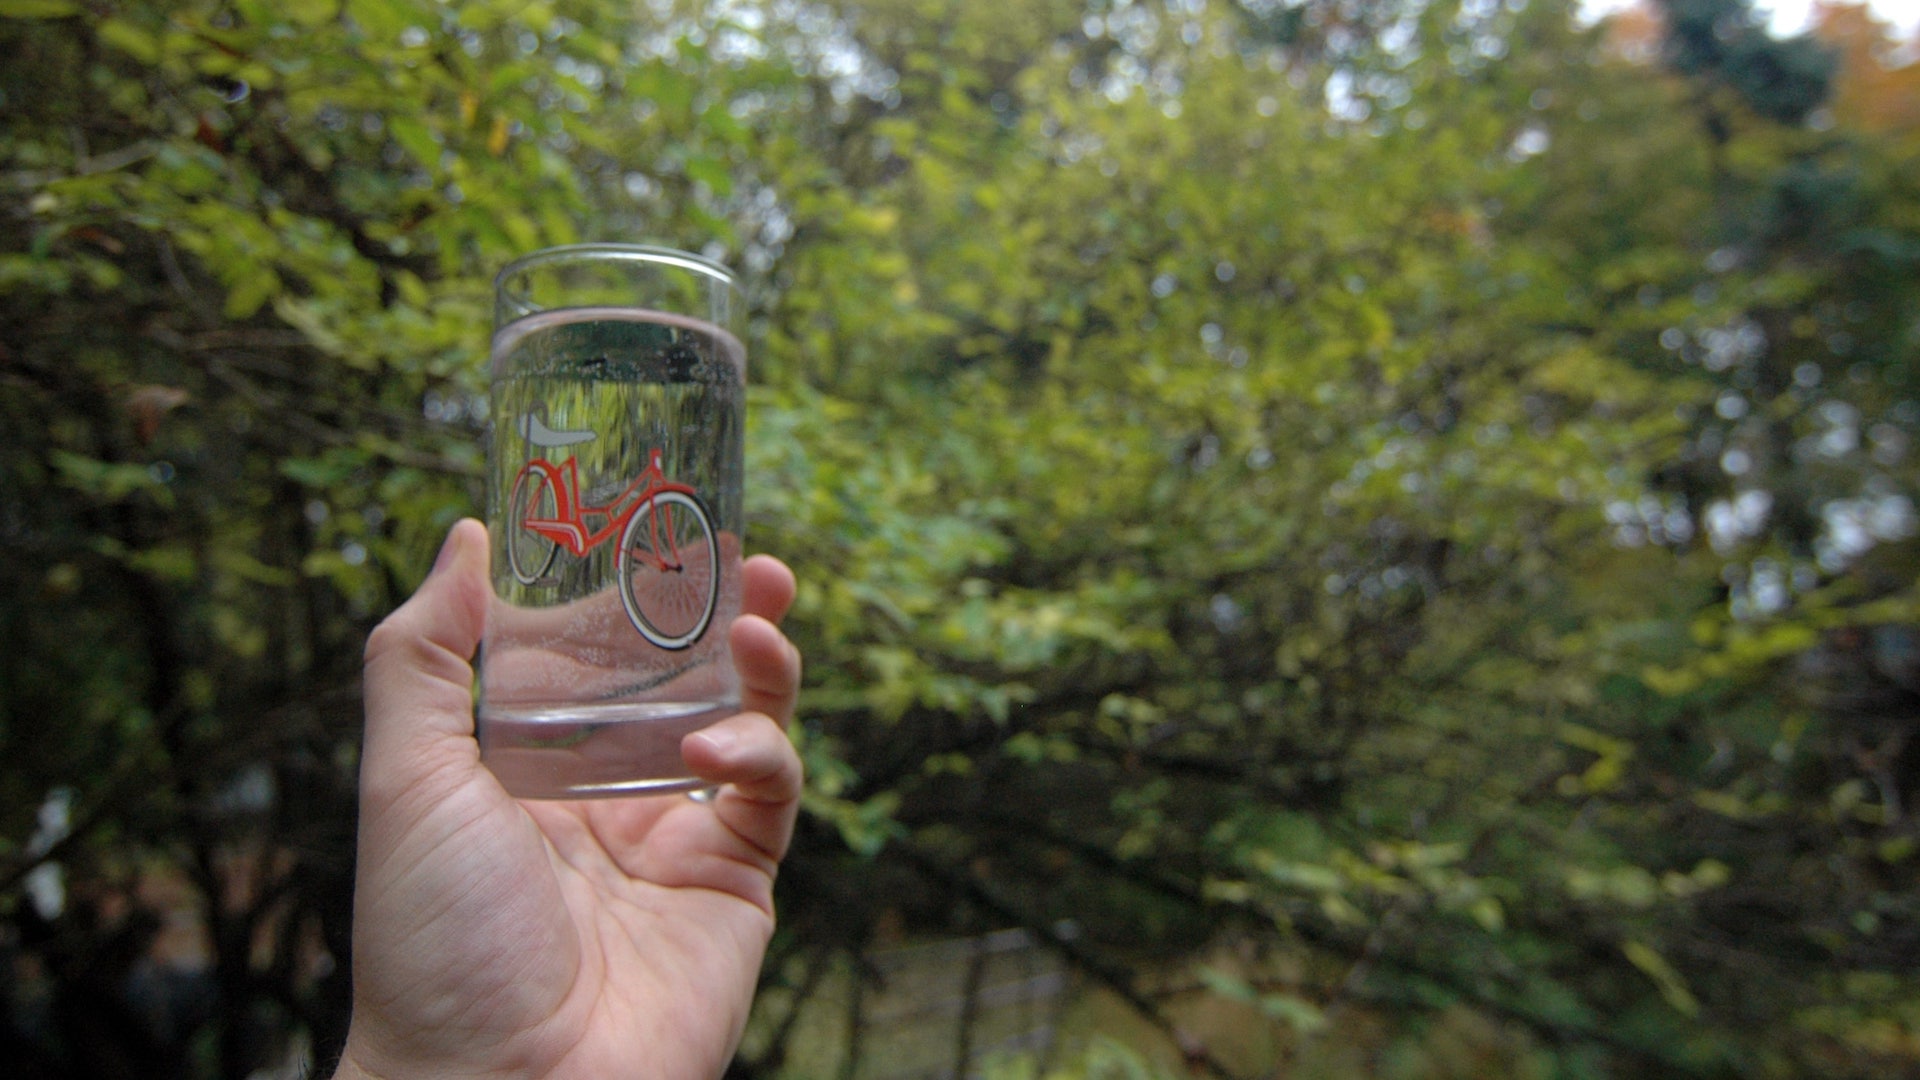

{"left": 96, "top": 18, "right": 159, "bottom": 62}
{"left": 1623, "top": 940, "right": 1699, "bottom": 1017}
{"left": 1640, "top": 665, "right": 1702, "bottom": 696}
{"left": 1468, "top": 896, "right": 1505, "bottom": 932}
{"left": 0, "top": 0, "right": 80, "bottom": 16}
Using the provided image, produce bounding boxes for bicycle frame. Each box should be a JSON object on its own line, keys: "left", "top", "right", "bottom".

{"left": 519, "top": 448, "right": 697, "bottom": 569}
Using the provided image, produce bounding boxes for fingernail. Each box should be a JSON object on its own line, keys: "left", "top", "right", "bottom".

{"left": 693, "top": 726, "right": 738, "bottom": 756}
{"left": 428, "top": 523, "right": 464, "bottom": 577}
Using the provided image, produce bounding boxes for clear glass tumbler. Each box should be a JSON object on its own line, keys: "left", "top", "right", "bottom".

{"left": 478, "top": 244, "right": 745, "bottom": 798}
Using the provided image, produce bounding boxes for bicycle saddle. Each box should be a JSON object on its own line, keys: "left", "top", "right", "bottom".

{"left": 519, "top": 413, "right": 597, "bottom": 448}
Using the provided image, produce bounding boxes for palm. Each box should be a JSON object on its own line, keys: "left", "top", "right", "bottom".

{"left": 506, "top": 798, "right": 780, "bottom": 1077}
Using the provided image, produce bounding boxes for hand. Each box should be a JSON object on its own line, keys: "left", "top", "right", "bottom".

{"left": 336, "top": 519, "right": 802, "bottom": 1080}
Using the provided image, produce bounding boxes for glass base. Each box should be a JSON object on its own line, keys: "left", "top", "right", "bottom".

{"left": 478, "top": 699, "right": 735, "bottom": 800}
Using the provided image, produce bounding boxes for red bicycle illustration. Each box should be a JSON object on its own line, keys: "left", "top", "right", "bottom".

{"left": 507, "top": 413, "right": 718, "bottom": 651}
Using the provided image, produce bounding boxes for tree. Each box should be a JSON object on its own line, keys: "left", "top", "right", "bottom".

{"left": 0, "top": 0, "right": 751, "bottom": 1072}
{"left": 1815, "top": 1, "right": 1920, "bottom": 135}
{"left": 743, "top": 0, "right": 1920, "bottom": 1073}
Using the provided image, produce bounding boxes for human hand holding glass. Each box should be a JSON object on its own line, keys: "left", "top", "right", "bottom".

{"left": 333, "top": 519, "right": 802, "bottom": 1080}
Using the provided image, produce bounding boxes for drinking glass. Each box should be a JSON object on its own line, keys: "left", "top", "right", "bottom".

{"left": 479, "top": 244, "right": 745, "bottom": 798}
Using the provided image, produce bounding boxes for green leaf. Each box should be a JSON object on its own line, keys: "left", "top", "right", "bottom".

{"left": 95, "top": 18, "right": 160, "bottom": 62}
{"left": 1259, "top": 993, "right": 1330, "bottom": 1035}
{"left": 683, "top": 154, "right": 733, "bottom": 196}
{"left": 223, "top": 269, "right": 279, "bottom": 319}
{"left": 388, "top": 116, "right": 441, "bottom": 170}
{"left": 125, "top": 544, "right": 196, "bottom": 583}
{"left": 0, "top": 0, "right": 80, "bottom": 17}
{"left": 48, "top": 450, "right": 173, "bottom": 506}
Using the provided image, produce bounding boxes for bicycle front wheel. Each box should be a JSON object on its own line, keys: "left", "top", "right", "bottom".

{"left": 617, "top": 490, "right": 719, "bottom": 650}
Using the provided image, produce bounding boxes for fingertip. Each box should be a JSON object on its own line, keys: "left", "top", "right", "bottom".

{"left": 728, "top": 611, "right": 786, "bottom": 654}
{"left": 743, "top": 552, "right": 794, "bottom": 583}
{"left": 685, "top": 713, "right": 799, "bottom": 789}
{"left": 741, "top": 554, "right": 796, "bottom": 623}
{"left": 431, "top": 518, "right": 484, "bottom": 575}
{"left": 684, "top": 720, "right": 741, "bottom": 764}
{"left": 366, "top": 519, "right": 489, "bottom": 664}
{"left": 435, "top": 518, "right": 493, "bottom": 633}
{"left": 730, "top": 614, "right": 801, "bottom": 719}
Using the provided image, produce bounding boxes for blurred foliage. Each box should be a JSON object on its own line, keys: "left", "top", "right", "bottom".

{"left": 2, "top": 0, "right": 1918, "bottom": 1077}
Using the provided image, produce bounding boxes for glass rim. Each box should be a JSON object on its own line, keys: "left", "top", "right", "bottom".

{"left": 494, "top": 243, "right": 738, "bottom": 313}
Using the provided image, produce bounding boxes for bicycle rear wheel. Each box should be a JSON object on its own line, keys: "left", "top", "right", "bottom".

{"left": 508, "top": 466, "right": 560, "bottom": 585}
{"left": 617, "top": 490, "right": 719, "bottom": 650}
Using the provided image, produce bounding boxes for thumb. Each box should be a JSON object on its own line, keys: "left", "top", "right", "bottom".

{"left": 361, "top": 519, "right": 491, "bottom": 792}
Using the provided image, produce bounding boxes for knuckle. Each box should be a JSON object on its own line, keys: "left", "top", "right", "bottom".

{"left": 362, "top": 613, "right": 411, "bottom": 666}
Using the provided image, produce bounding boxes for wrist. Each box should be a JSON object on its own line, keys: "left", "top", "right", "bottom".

{"left": 330, "top": 1035, "right": 521, "bottom": 1080}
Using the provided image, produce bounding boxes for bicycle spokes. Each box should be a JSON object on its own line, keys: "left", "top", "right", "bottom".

{"left": 618, "top": 491, "right": 718, "bottom": 651}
